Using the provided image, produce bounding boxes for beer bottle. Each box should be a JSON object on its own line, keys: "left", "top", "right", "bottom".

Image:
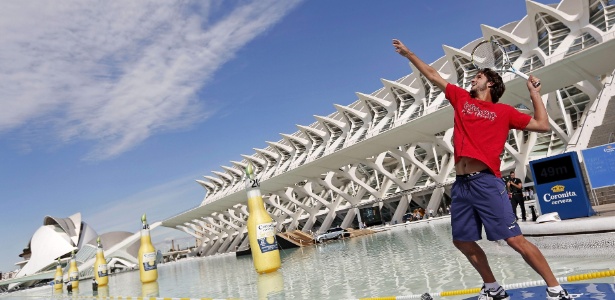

{"left": 53, "top": 258, "right": 63, "bottom": 291}
{"left": 93, "top": 237, "right": 109, "bottom": 286}
{"left": 68, "top": 251, "right": 79, "bottom": 289}
{"left": 138, "top": 214, "right": 158, "bottom": 283}
{"left": 245, "top": 163, "right": 281, "bottom": 273}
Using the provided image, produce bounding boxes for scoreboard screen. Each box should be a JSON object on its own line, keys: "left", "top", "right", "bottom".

{"left": 531, "top": 154, "right": 576, "bottom": 185}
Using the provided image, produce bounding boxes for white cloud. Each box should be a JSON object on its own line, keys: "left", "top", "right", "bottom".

{"left": 0, "top": 0, "right": 301, "bottom": 160}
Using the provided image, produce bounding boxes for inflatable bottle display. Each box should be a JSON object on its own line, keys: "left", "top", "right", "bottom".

{"left": 245, "top": 163, "right": 281, "bottom": 273}
{"left": 53, "top": 258, "right": 63, "bottom": 291}
{"left": 68, "top": 251, "right": 79, "bottom": 289}
{"left": 138, "top": 213, "right": 158, "bottom": 283}
{"left": 93, "top": 237, "right": 109, "bottom": 286}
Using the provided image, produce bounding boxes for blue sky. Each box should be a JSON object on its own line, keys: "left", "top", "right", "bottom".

{"left": 0, "top": 0, "right": 552, "bottom": 272}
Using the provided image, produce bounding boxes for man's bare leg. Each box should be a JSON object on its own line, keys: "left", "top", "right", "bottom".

{"left": 453, "top": 240, "right": 496, "bottom": 283}
{"left": 505, "top": 235, "right": 559, "bottom": 287}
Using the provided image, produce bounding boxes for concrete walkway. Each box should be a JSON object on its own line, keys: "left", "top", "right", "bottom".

{"left": 593, "top": 202, "right": 615, "bottom": 216}
{"left": 520, "top": 203, "right": 615, "bottom": 236}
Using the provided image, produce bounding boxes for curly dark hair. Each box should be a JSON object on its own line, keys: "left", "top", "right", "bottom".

{"left": 479, "top": 68, "right": 505, "bottom": 103}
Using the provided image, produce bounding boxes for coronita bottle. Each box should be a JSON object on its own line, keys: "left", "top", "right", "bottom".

{"left": 53, "top": 258, "right": 63, "bottom": 291}
{"left": 245, "top": 163, "right": 281, "bottom": 273}
{"left": 93, "top": 237, "right": 109, "bottom": 286}
{"left": 68, "top": 251, "right": 79, "bottom": 289}
{"left": 138, "top": 213, "right": 158, "bottom": 283}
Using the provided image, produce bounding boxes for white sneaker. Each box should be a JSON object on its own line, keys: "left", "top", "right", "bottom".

{"left": 546, "top": 288, "right": 571, "bottom": 299}
{"left": 477, "top": 285, "right": 509, "bottom": 300}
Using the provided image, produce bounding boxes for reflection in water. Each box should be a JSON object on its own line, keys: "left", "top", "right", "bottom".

{"left": 4, "top": 219, "right": 615, "bottom": 300}
{"left": 96, "top": 285, "right": 109, "bottom": 298}
{"left": 67, "top": 284, "right": 79, "bottom": 297}
{"left": 141, "top": 281, "right": 159, "bottom": 297}
{"left": 257, "top": 271, "right": 283, "bottom": 300}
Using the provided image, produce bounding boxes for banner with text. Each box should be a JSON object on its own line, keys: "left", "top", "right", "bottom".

{"left": 581, "top": 142, "right": 615, "bottom": 189}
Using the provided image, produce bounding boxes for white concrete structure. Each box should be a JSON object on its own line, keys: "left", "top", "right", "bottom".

{"left": 3, "top": 213, "right": 156, "bottom": 290}
{"left": 8, "top": 213, "right": 96, "bottom": 290}
{"left": 163, "top": 0, "right": 615, "bottom": 256}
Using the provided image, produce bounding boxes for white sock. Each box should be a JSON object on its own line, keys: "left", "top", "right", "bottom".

{"left": 547, "top": 285, "right": 564, "bottom": 293}
{"left": 484, "top": 282, "right": 501, "bottom": 290}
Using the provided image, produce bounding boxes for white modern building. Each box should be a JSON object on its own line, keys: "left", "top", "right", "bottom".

{"left": 9, "top": 213, "right": 97, "bottom": 290}
{"left": 3, "top": 213, "right": 155, "bottom": 290}
{"left": 163, "top": 0, "right": 615, "bottom": 256}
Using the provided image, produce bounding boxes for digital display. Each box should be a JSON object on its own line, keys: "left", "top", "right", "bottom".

{"left": 531, "top": 154, "right": 576, "bottom": 185}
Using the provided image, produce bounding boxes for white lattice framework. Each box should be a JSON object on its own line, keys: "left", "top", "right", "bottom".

{"left": 163, "top": 0, "right": 615, "bottom": 256}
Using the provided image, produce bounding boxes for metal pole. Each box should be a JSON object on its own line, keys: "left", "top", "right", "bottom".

{"left": 591, "top": 189, "right": 600, "bottom": 208}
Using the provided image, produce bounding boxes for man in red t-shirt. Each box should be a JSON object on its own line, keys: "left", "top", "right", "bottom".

{"left": 393, "top": 39, "right": 570, "bottom": 300}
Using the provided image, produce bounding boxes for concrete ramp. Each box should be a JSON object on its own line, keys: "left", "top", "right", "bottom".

{"left": 277, "top": 230, "right": 315, "bottom": 247}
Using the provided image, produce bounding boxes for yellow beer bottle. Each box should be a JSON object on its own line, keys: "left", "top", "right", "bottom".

{"left": 138, "top": 213, "right": 158, "bottom": 283}
{"left": 245, "top": 163, "right": 281, "bottom": 274}
{"left": 68, "top": 251, "right": 79, "bottom": 289}
{"left": 93, "top": 237, "right": 109, "bottom": 286}
{"left": 53, "top": 258, "right": 63, "bottom": 291}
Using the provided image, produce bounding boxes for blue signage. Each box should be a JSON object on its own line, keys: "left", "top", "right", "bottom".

{"left": 529, "top": 152, "right": 593, "bottom": 220}
{"left": 581, "top": 142, "right": 615, "bottom": 189}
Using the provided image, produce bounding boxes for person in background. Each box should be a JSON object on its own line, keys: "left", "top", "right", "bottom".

{"left": 507, "top": 171, "right": 526, "bottom": 221}
{"left": 528, "top": 187, "right": 535, "bottom": 200}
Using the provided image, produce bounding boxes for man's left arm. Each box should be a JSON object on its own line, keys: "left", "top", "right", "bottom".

{"left": 523, "top": 75, "right": 550, "bottom": 132}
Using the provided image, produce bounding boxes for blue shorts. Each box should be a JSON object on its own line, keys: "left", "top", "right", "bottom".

{"left": 451, "top": 170, "right": 522, "bottom": 241}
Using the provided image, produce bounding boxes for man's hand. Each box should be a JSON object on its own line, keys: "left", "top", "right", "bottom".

{"left": 393, "top": 38, "right": 448, "bottom": 91}
{"left": 393, "top": 39, "right": 412, "bottom": 57}
{"left": 527, "top": 75, "right": 541, "bottom": 93}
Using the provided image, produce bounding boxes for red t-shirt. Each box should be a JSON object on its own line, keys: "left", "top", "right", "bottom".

{"left": 445, "top": 84, "right": 531, "bottom": 178}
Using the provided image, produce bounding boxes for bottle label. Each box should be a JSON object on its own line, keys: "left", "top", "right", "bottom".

{"left": 256, "top": 222, "right": 278, "bottom": 253}
{"left": 70, "top": 271, "right": 79, "bottom": 281}
{"left": 98, "top": 264, "right": 108, "bottom": 277}
{"left": 246, "top": 178, "right": 260, "bottom": 189}
{"left": 54, "top": 275, "right": 62, "bottom": 284}
{"left": 142, "top": 252, "right": 157, "bottom": 271}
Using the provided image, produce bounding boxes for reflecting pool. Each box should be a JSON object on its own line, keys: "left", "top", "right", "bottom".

{"left": 4, "top": 218, "right": 615, "bottom": 299}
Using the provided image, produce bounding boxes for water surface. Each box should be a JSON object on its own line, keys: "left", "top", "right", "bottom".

{"left": 4, "top": 218, "right": 614, "bottom": 299}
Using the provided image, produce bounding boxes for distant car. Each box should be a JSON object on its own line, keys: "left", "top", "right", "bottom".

{"left": 315, "top": 227, "right": 350, "bottom": 243}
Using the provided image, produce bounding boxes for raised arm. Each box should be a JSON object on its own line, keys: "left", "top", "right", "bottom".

{"left": 523, "top": 75, "right": 550, "bottom": 133}
{"left": 393, "top": 39, "right": 448, "bottom": 91}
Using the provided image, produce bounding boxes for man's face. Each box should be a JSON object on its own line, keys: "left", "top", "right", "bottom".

{"left": 469, "top": 72, "right": 491, "bottom": 98}
{"left": 510, "top": 172, "right": 516, "bottom": 179}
